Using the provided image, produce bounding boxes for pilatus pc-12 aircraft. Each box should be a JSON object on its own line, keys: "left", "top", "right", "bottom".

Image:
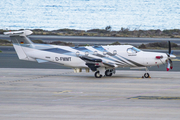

{"left": 4, "top": 30, "right": 176, "bottom": 78}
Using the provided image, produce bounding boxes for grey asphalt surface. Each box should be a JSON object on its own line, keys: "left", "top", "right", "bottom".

{"left": 0, "top": 68, "right": 180, "bottom": 120}
{"left": 0, "top": 46, "right": 180, "bottom": 71}
{"left": 1, "top": 34, "right": 180, "bottom": 45}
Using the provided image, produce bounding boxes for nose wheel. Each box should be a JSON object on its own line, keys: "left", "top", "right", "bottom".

{"left": 144, "top": 73, "right": 150, "bottom": 78}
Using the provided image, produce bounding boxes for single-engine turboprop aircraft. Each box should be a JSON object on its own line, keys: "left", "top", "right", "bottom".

{"left": 4, "top": 30, "right": 176, "bottom": 78}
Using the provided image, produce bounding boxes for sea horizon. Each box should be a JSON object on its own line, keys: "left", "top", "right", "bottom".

{"left": 0, "top": 0, "right": 180, "bottom": 31}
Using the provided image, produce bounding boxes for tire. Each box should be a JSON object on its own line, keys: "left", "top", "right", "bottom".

{"left": 144, "top": 73, "right": 149, "bottom": 78}
{"left": 105, "top": 70, "right": 112, "bottom": 76}
{"left": 95, "top": 71, "right": 102, "bottom": 78}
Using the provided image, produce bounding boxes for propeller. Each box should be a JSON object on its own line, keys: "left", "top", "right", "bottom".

{"left": 166, "top": 41, "right": 176, "bottom": 71}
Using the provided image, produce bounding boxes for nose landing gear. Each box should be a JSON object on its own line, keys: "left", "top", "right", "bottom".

{"left": 144, "top": 73, "right": 150, "bottom": 78}
{"left": 143, "top": 67, "right": 151, "bottom": 78}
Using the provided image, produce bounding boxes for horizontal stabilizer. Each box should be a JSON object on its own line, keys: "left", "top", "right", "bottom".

{"left": 4, "top": 30, "right": 33, "bottom": 36}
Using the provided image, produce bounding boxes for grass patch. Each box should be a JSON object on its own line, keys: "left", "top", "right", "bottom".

{"left": 32, "top": 40, "right": 46, "bottom": 44}
{"left": 110, "top": 41, "right": 121, "bottom": 45}
{"left": 0, "top": 39, "right": 12, "bottom": 46}
{"left": 138, "top": 41, "right": 180, "bottom": 50}
{"left": 0, "top": 39, "right": 11, "bottom": 43}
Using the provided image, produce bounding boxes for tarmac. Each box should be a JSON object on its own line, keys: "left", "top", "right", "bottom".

{"left": 0, "top": 68, "right": 180, "bottom": 120}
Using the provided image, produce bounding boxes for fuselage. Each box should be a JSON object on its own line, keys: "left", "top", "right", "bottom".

{"left": 19, "top": 43, "right": 168, "bottom": 69}
{"left": 5, "top": 30, "right": 176, "bottom": 78}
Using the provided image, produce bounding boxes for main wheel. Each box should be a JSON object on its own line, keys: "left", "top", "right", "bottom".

{"left": 95, "top": 71, "right": 102, "bottom": 78}
{"left": 105, "top": 70, "right": 112, "bottom": 76}
{"left": 144, "top": 73, "right": 150, "bottom": 78}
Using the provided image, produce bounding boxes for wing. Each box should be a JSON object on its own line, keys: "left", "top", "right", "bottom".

{"left": 79, "top": 56, "right": 116, "bottom": 71}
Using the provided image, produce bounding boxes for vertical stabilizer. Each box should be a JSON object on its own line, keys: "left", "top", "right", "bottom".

{"left": 4, "top": 30, "right": 34, "bottom": 60}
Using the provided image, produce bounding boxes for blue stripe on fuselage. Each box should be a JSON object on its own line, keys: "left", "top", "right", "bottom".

{"left": 41, "top": 48, "right": 71, "bottom": 54}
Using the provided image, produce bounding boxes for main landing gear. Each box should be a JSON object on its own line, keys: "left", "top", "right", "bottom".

{"left": 94, "top": 69, "right": 115, "bottom": 78}
{"left": 95, "top": 71, "right": 102, "bottom": 78}
{"left": 105, "top": 69, "right": 113, "bottom": 76}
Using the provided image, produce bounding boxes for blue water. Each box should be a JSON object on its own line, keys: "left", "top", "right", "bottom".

{"left": 0, "top": 0, "right": 180, "bottom": 30}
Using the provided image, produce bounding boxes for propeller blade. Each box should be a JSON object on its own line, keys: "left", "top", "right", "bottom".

{"left": 170, "top": 66, "right": 173, "bottom": 70}
{"left": 166, "top": 41, "right": 175, "bottom": 71}
{"left": 167, "top": 61, "right": 170, "bottom": 71}
{"left": 168, "top": 41, "right": 171, "bottom": 55}
{"left": 169, "top": 59, "right": 173, "bottom": 69}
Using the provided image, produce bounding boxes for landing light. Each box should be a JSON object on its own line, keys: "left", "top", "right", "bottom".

{"left": 95, "top": 63, "right": 99, "bottom": 66}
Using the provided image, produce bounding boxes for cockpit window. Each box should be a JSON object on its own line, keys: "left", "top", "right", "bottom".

{"left": 127, "top": 47, "right": 141, "bottom": 54}
{"left": 127, "top": 48, "right": 135, "bottom": 54}
{"left": 132, "top": 47, "right": 141, "bottom": 52}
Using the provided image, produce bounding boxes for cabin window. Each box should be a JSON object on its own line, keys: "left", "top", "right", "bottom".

{"left": 103, "top": 51, "right": 107, "bottom": 55}
{"left": 76, "top": 51, "right": 80, "bottom": 56}
{"left": 94, "top": 51, "right": 98, "bottom": 55}
{"left": 85, "top": 51, "right": 89, "bottom": 56}
{"left": 113, "top": 50, "right": 117, "bottom": 55}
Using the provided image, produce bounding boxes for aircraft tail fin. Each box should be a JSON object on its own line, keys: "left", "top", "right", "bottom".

{"left": 4, "top": 30, "right": 34, "bottom": 60}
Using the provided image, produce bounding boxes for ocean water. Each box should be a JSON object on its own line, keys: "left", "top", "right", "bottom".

{"left": 0, "top": 0, "right": 180, "bottom": 30}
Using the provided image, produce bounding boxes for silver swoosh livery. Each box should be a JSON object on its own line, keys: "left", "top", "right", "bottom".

{"left": 4, "top": 30, "right": 176, "bottom": 78}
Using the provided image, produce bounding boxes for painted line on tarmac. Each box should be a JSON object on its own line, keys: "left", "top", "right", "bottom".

{"left": 172, "top": 59, "right": 180, "bottom": 61}
{"left": 128, "top": 96, "right": 180, "bottom": 100}
{"left": 0, "top": 72, "right": 74, "bottom": 85}
{"left": 53, "top": 90, "right": 72, "bottom": 94}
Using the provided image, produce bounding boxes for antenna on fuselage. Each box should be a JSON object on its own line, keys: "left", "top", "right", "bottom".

{"left": 93, "top": 44, "right": 99, "bottom": 47}
{"left": 75, "top": 44, "right": 79, "bottom": 48}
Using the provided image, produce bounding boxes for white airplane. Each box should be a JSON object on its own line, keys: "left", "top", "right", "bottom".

{"left": 4, "top": 30, "right": 176, "bottom": 78}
